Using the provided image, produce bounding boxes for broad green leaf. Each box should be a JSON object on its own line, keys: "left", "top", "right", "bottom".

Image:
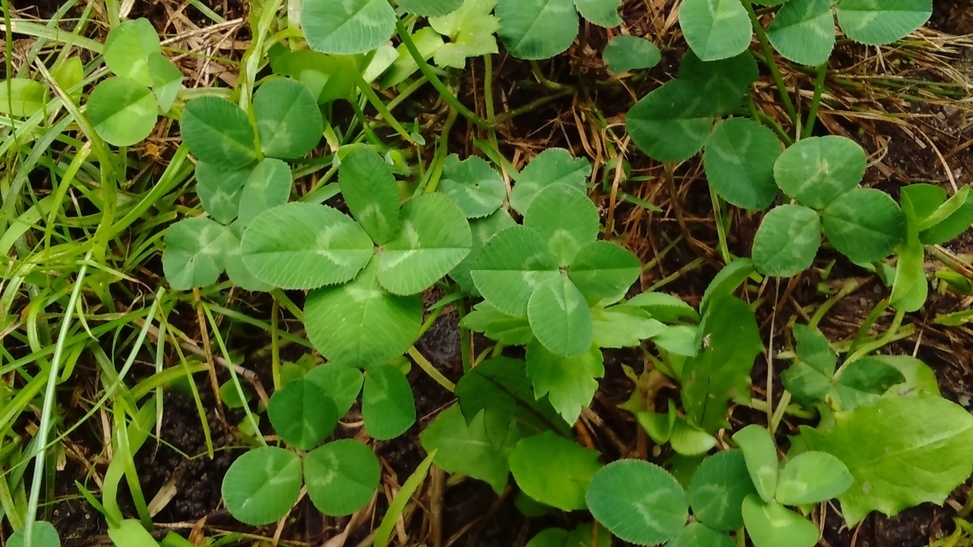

{"left": 221, "top": 446, "right": 302, "bottom": 525}
{"left": 832, "top": 357, "right": 904, "bottom": 411}
{"left": 667, "top": 523, "right": 735, "bottom": 547}
{"left": 238, "top": 158, "right": 292, "bottom": 226}
{"left": 384, "top": 28, "right": 445, "bottom": 87}
{"left": 677, "top": 52, "right": 758, "bottom": 115}
{"left": 916, "top": 184, "right": 970, "bottom": 231}
{"left": 528, "top": 523, "right": 611, "bottom": 547}
{"left": 267, "top": 378, "right": 338, "bottom": 450}
{"left": 699, "top": 258, "right": 754, "bottom": 313}
{"left": 362, "top": 364, "right": 416, "bottom": 439}
{"left": 163, "top": 217, "right": 232, "bottom": 290}
{"left": 525, "top": 184, "right": 599, "bottom": 265}
{"left": 732, "top": 425, "right": 778, "bottom": 503}
{"left": 241, "top": 203, "right": 373, "bottom": 289}
{"left": 398, "top": 0, "right": 463, "bottom": 16}
{"left": 439, "top": 155, "right": 506, "bottom": 219}
{"left": 636, "top": 408, "right": 676, "bottom": 444}
{"left": 650, "top": 325, "right": 700, "bottom": 357}
{"left": 766, "top": 0, "right": 835, "bottom": 66}
{"left": 776, "top": 451, "right": 853, "bottom": 505}
{"left": 780, "top": 325, "right": 836, "bottom": 406}
{"left": 626, "top": 79, "right": 714, "bottom": 162}
{"left": 420, "top": 405, "right": 518, "bottom": 493}
{"left": 107, "top": 521, "right": 156, "bottom": 547}
{"left": 224, "top": 222, "right": 274, "bottom": 291}
{"left": 339, "top": 149, "right": 400, "bottom": 244}
{"left": 148, "top": 53, "right": 182, "bottom": 112}
{"left": 919, "top": 188, "right": 973, "bottom": 245}
{"left": 301, "top": 0, "right": 396, "bottom": 55}
{"left": 449, "top": 208, "right": 517, "bottom": 293}
{"left": 793, "top": 323, "right": 837, "bottom": 371}
{"left": 901, "top": 183, "right": 946, "bottom": 222}
{"left": 460, "top": 302, "right": 534, "bottom": 345}
{"left": 429, "top": 0, "right": 501, "bottom": 69}
{"left": 681, "top": 295, "right": 763, "bottom": 432}
{"left": 53, "top": 57, "right": 84, "bottom": 103}
{"left": 626, "top": 292, "right": 699, "bottom": 323}
{"left": 835, "top": 0, "right": 932, "bottom": 46}
{"left": 568, "top": 241, "right": 641, "bottom": 300}
{"left": 304, "top": 363, "right": 365, "bottom": 416}
{"left": 526, "top": 342, "right": 602, "bottom": 424}
{"left": 822, "top": 188, "right": 905, "bottom": 263}
{"left": 8, "top": 521, "right": 60, "bottom": 547}
{"left": 87, "top": 78, "right": 157, "bottom": 147}
{"left": 670, "top": 419, "right": 718, "bottom": 456}
{"left": 704, "top": 118, "right": 781, "bottom": 210}
{"left": 793, "top": 395, "right": 973, "bottom": 524}
{"left": 305, "top": 262, "right": 422, "bottom": 368}
{"left": 194, "top": 162, "right": 248, "bottom": 224}
{"left": 104, "top": 18, "right": 161, "bottom": 85}
{"left": 679, "top": 0, "right": 751, "bottom": 61}
{"left": 219, "top": 378, "right": 253, "bottom": 409}
{"left": 181, "top": 97, "right": 257, "bottom": 170}
{"left": 585, "top": 460, "right": 688, "bottom": 545}
{"left": 774, "top": 136, "right": 866, "bottom": 209}
{"left": 591, "top": 305, "right": 666, "bottom": 348}
{"left": 603, "top": 35, "right": 661, "bottom": 73}
{"left": 574, "top": 0, "right": 622, "bottom": 27}
{"left": 871, "top": 355, "right": 941, "bottom": 397}
{"left": 0, "top": 78, "right": 46, "bottom": 117}
{"left": 527, "top": 275, "right": 594, "bottom": 357}
{"left": 377, "top": 192, "right": 472, "bottom": 295}
{"left": 270, "top": 49, "right": 359, "bottom": 103}
{"left": 742, "top": 496, "right": 820, "bottom": 547}
{"left": 752, "top": 205, "right": 821, "bottom": 277}
{"left": 526, "top": 529, "right": 569, "bottom": 547}
{"left": 471, "top": 226, "right": 559, "bottom": 316}
{"left": 510, "top": 148, "right": 591, "bottom": 215}
{"left": 495, "top": 0, "right": 579, "bottom": 60}
{"left": 510, "top": 431, "right": 602, "bottom": 511}
{"left": 254, "top": 78, "right": 323, "bottom": 159}
{"left": 304, "top": 440, "right": 380, "bottom": 516}
{"left": 688, "top": 449, "right": 756, "bottom": 531}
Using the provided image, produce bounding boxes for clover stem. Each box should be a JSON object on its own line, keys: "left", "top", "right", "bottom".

{"left": 407, "top": 346, "right": 455, "bottom": 393}
{"left": 529, "top": 60, "right": 573, "bottom": 91}
{"left": 766, "top": 278, "right": 780, "bottom": 429}
{"left": 769, "top": 391, "right": 791, "bottom": 435}
{"left": 709, "top": 185, "right": 734, "bottom": 264}
{"left": 808, "top": 277, "right": 863, "bottom": 329}
{"left": 801, "top": 63, "right": 828, "bottom": 140}
{"left": 394, "top": 20, "right": 493, "bottom": 129}
{"left": 842, "top": 308, "right": 908, "bottom": 367}
{"left": 271, "top": 298, "right": 281, "bottom": 391}
{"left": 747, "top": 94, "right": 793, "bottom": 146}
{"left": 492, "top": 88, "right": 575, "bottom": 125}
{"left": 744, "top": 0, "right": 799, "bottom": 130}
{"left": 483, "top": 54, "right": 497, "bottom": 126}
{"left": 352, "top": 70, "right": 416, "bottom": 144}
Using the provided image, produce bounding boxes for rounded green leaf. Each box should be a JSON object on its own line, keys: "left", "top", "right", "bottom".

{"left": 742, "top": 496, "right": 820, "bottom": 547}
{"left": 420, "top": 405, "right": 518, "bottom": 494}
{"left": 449, "top": 208, "right": 517, "bottom": 293}
{"left": 776, "top": 451, "right": 853, "bottom": 506}
{"left": 254, "top": 78, "right": 323, "bottom": 159}
{"left": 526, "top": 528, "right": 570, "bottom": 547}
{"left": 836, "top": 0, "right": 931, "bottom": 46}
{"left": 305, "top": 262, "right": 422, "bottom": 368}
{"left": 471, "top": 226, "right": 559, "bottom": 316}
{"left": 398, "top": 0, "right": 463, "bottom": 16}
{"left": 304, "top": 440, "right": 380, "bottom": 516}
{"left": 510, "top": 431, "right": 602, "bottom": 511}
{"left": 221, "top": 446, "right": 302, "bottom": 525}
{"left": 731, "top": 425, "right": 778, "bottom": 503}
{"left": 363, "top": 364, "right": 416, "bottom": 439}
{"left": 667, "top": 523, "right": 735, "bottom": 547}
{"left": 833, "top": 356, "right": 906, "bottom": 410}
{"left": 510, "top": 148, "right": 591, "bottom": 215}
{"left": 163, "top": 217, "right": 232, "bottom": 290}
{"left": 679, "top": 0, "right": 752, "bottom": 61}
{"left": 704, "top": 118, "right": 781, "bottom": 210}
{"left": 195, "top": 162, "right": 249, "bottom": 224}
{"left": 104, "top": 18, "right": 161, "bottom": 85}
{"left": 240, "top": 202, "right": 373, "bottom": 290}
{"left": 603, "top": 35, "right": 661, "bottom": 73}
{"left": 238, "top": 158, "right": 292, "bottom": 227}
{"left": 304, "top": 364, "right": 365, "bottom": 417}
{"left": 568, "top": 240, "right": 641, "bottom": 300}
{"left": 688, "top": 449, "right": 757, "bottom": 531}
{"left": 87, "top": 78, "right": 157, "bottom": 147}
{"left": 525, "top": 184, "right": 599, "bottom": 265}
{"left": 0, "top": 78, "right": 47, "bottom": 117}
{"left": 626, "top": 79, "right": 714, "bottom": 162}
{"left": 148, "top": 52, "right": 182, "bottom": 113}
{"left": 181, "top": 96, "right": 257, "bottom": 170}
{"left": 774, "top": 135, "right": 866, "bottom": 209}
{"left": 574, "top": 0, "right": 622, "bottom": 27}
{"left": 496, "top": 0, "right": 579, "bottom": 60}
{"left": 339, "top": 148, "right": 401, "bottom": 244}
{"left": 224, "top": 222, "right": 274, "bottom": 291}
{"left": 678, "top": 52, "right": 759, "bottom": 115}
{"left": 377, "top": 192, "right": 472, "bottom": 295}
{"left": 766, "top": 0, "right": 835, "bottom": 66}
{"left": 268, "top": 378, "right": 338, "bottom": 450}
{"left": 752, "top": 205, "right": 821, "bottom": 277}
{"left": 822, "top": 188, "right": 905, "bottom": 263}
{"left": 438, "top": 155, "right": 506, "bottom": 219}
{"left": 585, "top": 459, "right": 688, "bottom": 545}
{"left": 8, "top": 521, "right": 60, "bottom": 547}
{"left": 527, "top": 276, "right": 593, "bottom": 358}
{"left": 301, "top": 0, "right": 396, "bottom": 55}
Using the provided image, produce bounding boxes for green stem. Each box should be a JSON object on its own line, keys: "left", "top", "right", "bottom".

{"left": 529, "top": 60, "right": 573, "bottom": 91}
{"left": 494, "top": 88, "right": 574, "bottom": 125}
{"left": 801, "top": 63, "right": 828, "bottom": 140}
{"left": 748, "top": 95, "right": 793, "bottom": 146}
{"left": 709, "top": 185, "right": 733, "bottom": 263}
{"left": 395, "top": 20, "right": 492, "bottom": 129}
{"left": 843, "top": 308, "right": 908, "bottom": 366}
{"left": 353, "top": 71, "right": 415, "bottom": 143}
{"left": 744, "top": 0, "right": 799, "bottom": 128}
{"left": 808, "top": 278, "right": 862, "bottom": 329}
{"left": 407, "top": 346, "right": 455, "bottom": 393}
